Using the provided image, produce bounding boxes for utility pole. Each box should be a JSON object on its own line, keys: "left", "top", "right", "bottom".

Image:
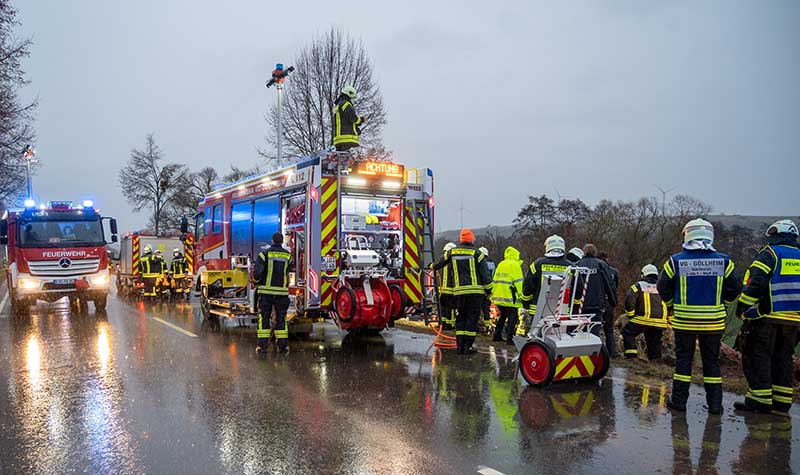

{"left": 266, "top": 63, "right": 295, "bottom": 168}
{"left": 21, "top": 145, "right": 36, "bottom": 199}
{"left": 458, "top": 199, "right": 470, "bottom": 229}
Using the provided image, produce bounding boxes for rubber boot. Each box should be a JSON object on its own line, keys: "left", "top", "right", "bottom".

{"left": 456, "top": 336, "right": 464, "bottom": 355}
{"left": 706, "top": 385, "right": 723, "bottom": 415}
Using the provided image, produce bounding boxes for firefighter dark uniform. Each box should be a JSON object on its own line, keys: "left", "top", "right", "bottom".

{"left": 170, "top": 251, "right": 190, "bottom": 298}
{"left": 734, "top": 222, "right": 800, "bottom": 414}
{"left": 432, "top": 229, "right": 492, "bottom": 354}
{"left": 332, "top": 88, "right": 362, "bottom": 152}
{"left": 657, "top": 222, "right": 739, "bottom": 413}
{"left": 433, "top": 243, "right": 457, "bottom": 329}
{"left": 253, "top": 236, "right": 292, "bottom": 352}
{"left": 141, "top": 249, "right": 165, "bottom": 299}
{"left": 518, "top": 255, "right": 571, "bottom": 335}
{"left": 490, "top": 246, "right": 524, "bottom": 343}
{"left": 622, "top": 268, "right": 668, "bottom": 360}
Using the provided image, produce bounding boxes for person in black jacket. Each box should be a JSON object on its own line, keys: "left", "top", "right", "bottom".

{"left": 253, "top": 232, "right": 292, "bottom": 353}
{"left": 332, "top": 85, "right": 365, "bottom": 152}
{"left": 575, "top": 244, "right": 617, "bottom": 343}
{"left": 598, "top": 251, "right": 619, "bottom": 357}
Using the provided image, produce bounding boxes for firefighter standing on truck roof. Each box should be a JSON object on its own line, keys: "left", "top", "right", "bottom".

{"left": 253, "top": 232, "right": 292, "bottom": 354}
{"left": 431, "top": 229, "right": 492, "bottom": 355}
{"left": 170, "top": 248, "right": 190, "bottom": 300}
{"left": 517, "top": 235, "right": 571, "bottom": 336}
{"left": 490, "top": 246, "right": 524, "bottom": 344}
{"left": 432, "top": 242, "right": 457, "bottom": 330}
{"left": 734, "top": 219, "right": 800, "bottom": 415}
{"left": 332, "top": 85, "right": 365, "bottom": 152}
{"left": 622, "top": 264, "right": 668, "bottom": 360}
{"left": 657, "top": 218, "right": 740, "bottom": 415}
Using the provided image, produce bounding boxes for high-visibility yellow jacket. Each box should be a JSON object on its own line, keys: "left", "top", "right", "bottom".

{"left": 332, "top": 95, "right": 362, "bottom": 147}
{"left": 491, "top": 247, "right": 524, "bottom": 308}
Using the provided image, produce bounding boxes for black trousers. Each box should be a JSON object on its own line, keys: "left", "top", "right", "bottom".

{"left": 258, "top": 294, "right": 290, "bottom": 350}
{"left": 672, "top": 331, "right": 722, "bottom": 409}
{"left": 335, "top": 143, "right": 358, "bottom": 152}
{"left": 741, "top": 319, "right": 798, "bottom": 412}
{"left": 493, "top": 305, "right": 518, "bottom": 342}
{"left": 602, "top": 304, "right": 617, "bottom": 356}
{"left": 455, "top": 294, "right": 483, "bottom": 353}
{"left": 622, "top": 321, "right": 663, "bottom": 360}
{"left": 440, "top": 294, "right": 456, "bottom": 326}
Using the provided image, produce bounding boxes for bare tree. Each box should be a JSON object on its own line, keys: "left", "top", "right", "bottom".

{"left": 0, "top": 0, "right": 36, "bottom": 207}
{"left": 260, "top": 27, "right": 387, "bottom": 160}
{"left": 165, "top": 166, "right": 220, "bottom": 226}
{"left": 118, "top": 134, "right": 188, "bottom": 236}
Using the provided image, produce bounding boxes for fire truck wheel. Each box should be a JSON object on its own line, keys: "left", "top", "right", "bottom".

{"left": 590, "top": 344, "right": 610, "bottom": 382}
{"left": 335, "top": 286, "right": 356, "bottom": 322}
{"left": 519, "top": 340, "right": 555, "bottom": 387}
{"left": 94, "top": 296, "right": 107, "bottom": 313}
{"left": 388, "top": 284, "right": 405, "bottom": 320}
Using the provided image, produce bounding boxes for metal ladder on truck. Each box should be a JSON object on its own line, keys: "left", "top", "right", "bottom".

{"left": 406, "top": 168, "right": 439, "bottom": 323}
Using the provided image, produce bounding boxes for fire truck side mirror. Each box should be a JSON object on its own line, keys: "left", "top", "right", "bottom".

{"left": 179, "top": 216, "right": 189, "bottom": 234}
{"left": 0, "top": 219, "right": 7, "bottom": 245}
{"left": 111, "top": 234, "right": 118, "bottom": 243}
{"left": 109, "top": 218, "right": 118, "bottom": 235}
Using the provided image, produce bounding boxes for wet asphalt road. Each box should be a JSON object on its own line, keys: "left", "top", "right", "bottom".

{"left": 0, "top": 286, "right": 798, "bottom": 474}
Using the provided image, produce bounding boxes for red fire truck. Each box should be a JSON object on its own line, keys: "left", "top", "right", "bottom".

{"left": 187, "top": 151, "right": 435, "bottom": 334}
{"left": 1, "top": 200, "right": 118, "bottom": 315}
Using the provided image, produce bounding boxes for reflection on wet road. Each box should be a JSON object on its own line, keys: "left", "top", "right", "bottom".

{"left": 0, "top": 292, "right": 797, "bottom": 474}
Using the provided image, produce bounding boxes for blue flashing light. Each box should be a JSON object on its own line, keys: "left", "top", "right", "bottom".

{"left": 24, "top": 199, "right": 35, "bottom": 209}
{"left": 275, "top": 63, "right": 284, "bottom": 70}
{"left": 82, "top": 200, "right": 94, "bottom": 208}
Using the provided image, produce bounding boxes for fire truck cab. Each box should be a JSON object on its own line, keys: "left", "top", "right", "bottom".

{"left": 1, "top": 200, "right": 118, "bottom": 315}
{"left": 189, "top": 151, "right": 435, "bottom": 334}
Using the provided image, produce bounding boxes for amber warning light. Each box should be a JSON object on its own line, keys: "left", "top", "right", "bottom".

{"left": 356, "top": 162, "right": 404, "bottom": 178}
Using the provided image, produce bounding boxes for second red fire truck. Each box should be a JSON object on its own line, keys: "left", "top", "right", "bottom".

{"left": 186, "top": 151, "right": 435, "bottom": 334}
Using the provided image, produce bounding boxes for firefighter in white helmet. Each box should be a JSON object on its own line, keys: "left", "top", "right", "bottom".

{"left": 140, "top": 245, "right": 160, "bottom": 300}
{"left": 170, "top": 247, "right": 190, "bottom": 301}
{"left": 657, "top": 218, "right": 740, "bottom": 414}
{"left": 734, "top": 219, "right": 800, "bottom": 414}
{"left": 517, "top": 235, "right": 570, "bottom": 336}
{"left": 621, "top": 264, "right": 668, "bottom": 360}
{"left": 332, "top": 85, "right": 365, "bottom": 152}
{"left": 432, "top": 242, "right": 457, "bottom": 330}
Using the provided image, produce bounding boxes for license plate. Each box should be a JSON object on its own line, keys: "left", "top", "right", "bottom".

{"left": 53, "top": 279, "right": 75, "bottom": 285}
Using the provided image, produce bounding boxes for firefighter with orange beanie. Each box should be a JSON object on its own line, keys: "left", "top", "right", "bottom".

{"left": 432, "top": 228, "right": 492, "bottom": 354}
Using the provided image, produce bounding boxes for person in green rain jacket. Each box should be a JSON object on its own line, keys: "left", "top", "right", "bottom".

{"left": 490, "top": 246, "right": 525, "bottom": 343}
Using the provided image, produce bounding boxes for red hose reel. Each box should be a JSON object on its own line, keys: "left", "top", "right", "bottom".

{"left": 334, "top": 277, "right": 404, "bottom": 331}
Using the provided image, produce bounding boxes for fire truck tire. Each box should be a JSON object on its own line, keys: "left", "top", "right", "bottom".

{"left": 335, "top": 286, "right": 356, "bottom": 322}
{"left": 590, "top": 344, "right": 610, "bottom": 382}
{"left": 519, "top": 340, "right": 555, "bottom": 387}
{"left": 388, "top": 284, "right": 405, "bottom": 320}
{"left": 94, "top": 296, "right": 107, "bottom": 313}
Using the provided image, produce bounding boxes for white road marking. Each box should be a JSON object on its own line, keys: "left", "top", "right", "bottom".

{"left": 0, "top": 291, "right": 8, "bottom": 318}
{"left": 152, "top": 317, "right": 198, "bottom": 338}
{"left": 477, "top": 466, "right": 507, "bottom": 475}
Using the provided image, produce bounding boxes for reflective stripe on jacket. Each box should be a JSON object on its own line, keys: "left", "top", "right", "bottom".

{"left": 491, "top": 247, "right": 524, "bottom": 308}
{"left": 170, "top": 256, "right": 189, "bottom": 277}
{"left": 520, "top": 256, "right": 570, "bottom": 311}
{"left": 333, "top": 96, "right": 362, "bottom": 146}
{"left": 432, "top": 243, "right": 492, "bottom": 296}
{"left": 253, "top": 245, "right": 292, "bottom": 295}
{"left": 657, "top": 249, "right": 739, "bottom": 332}
{"left": 738, "top": 242, "right": 800, "bottom": 325}
{"left": 624, "top": 279, "right": 668, "bottom": 329}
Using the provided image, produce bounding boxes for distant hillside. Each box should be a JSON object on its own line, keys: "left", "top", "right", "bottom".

{"left": 435, "top": 215, "right": 797, "bottom": 241}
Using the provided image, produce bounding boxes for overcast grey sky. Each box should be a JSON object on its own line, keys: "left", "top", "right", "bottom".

{"left": 17, "top": 0, "right": 800, "bottom": 232}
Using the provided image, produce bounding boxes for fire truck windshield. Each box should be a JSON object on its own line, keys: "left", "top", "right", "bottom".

{"left": 18, "top": 218, "right": 104, "bottom": 247}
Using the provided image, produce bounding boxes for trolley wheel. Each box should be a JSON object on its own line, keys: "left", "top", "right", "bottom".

{"left": 335, "top": 286, "right": 356, "bottom": 322}
{"left": 519, "top": 340, "right": 555, "bottom": 387}
{"left": 590, "top": 344, "right": 611, "bottom": 382}
{"left": 388, "top": 284, "right": 405, "bottom": 320}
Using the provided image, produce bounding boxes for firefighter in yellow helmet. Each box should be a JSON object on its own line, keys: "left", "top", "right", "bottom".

{"left": 332, "top": 85, "right": 365, "bottom": 152}
{"left": 170, "top": 248, "right": 190, "bottom": 301}
{"left": 490, "top": 246, "right": 524, "bottom": 344}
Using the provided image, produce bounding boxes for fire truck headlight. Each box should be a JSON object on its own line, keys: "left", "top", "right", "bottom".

{"left": 382, "top": 180, "right": 402, "bottom": 189}
{"left": 91, "top": 273, "right": 109, "bottom": 287}
{"left": 19, "top": 278, "right": 40, "bottom": 290}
